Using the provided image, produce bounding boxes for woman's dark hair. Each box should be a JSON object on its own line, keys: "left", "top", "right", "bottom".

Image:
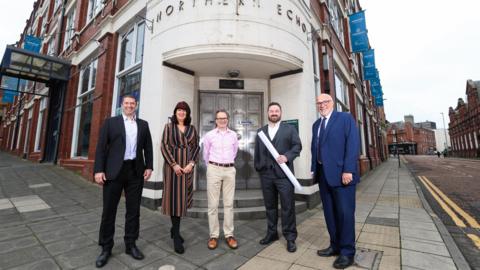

{"left": 171, "top": 101, "right": 192, "bottom": 125}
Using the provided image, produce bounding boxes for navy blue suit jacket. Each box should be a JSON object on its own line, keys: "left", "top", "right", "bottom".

{"left": 310, "top": 111, "right": 360, "bottom": 187}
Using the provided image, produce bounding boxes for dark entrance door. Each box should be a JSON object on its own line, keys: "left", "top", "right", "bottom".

{"left": 197, "top": 91, "right": 263, "bottom": 190}
{"left": 43, "top": 81, "right": 66, "bottom": 163}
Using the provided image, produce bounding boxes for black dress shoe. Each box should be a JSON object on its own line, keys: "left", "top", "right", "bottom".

{"left": 287, "top": 240, "right": 297, "bottom": 253}
{"left": 95, "top": 250, "right": 111, "bottom": 268}
{"left": 259, "top": 234, "right": 279, "bottom": 245}
{"left": 125, "top": 245, "right": 144, "bottom": 260}
{"left": 333, "top": 255, "right": 354, "bottom": 269}
{"left": 317, "top": 246, "right": 339, "bottom": 257}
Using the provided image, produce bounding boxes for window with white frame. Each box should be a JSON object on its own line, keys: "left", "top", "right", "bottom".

{"left": 54, "top": 0, "right": 62, "bottom": 12}
{"left": 16, "top": 114, "right": 24, "bottom": 149}
{"left": 34, "top": 97, "right": 47, "bottom": 151}
{"left": 356, "top": 97, "right": 366, "bottom": 155}
{"left": 115, "top": 21, "right": 145, "bottom": 115}
{"left": 328, "top": 0, "right": 344, "bottom": 45}
{"left": 87, "top": 0, "right": 104, "bottom": 22}
{"left": 24, "top": 109, "right": 33, "bottom": 154}
{"left": 72, "top": 59, "right": 97, "bottom": 157}
{"left": 47, "top": 37, "right": 56, "bottom": 56}
{"left": 63, "top": 8, "right": 76, "bottom": 49}
{"left": 312, "top": 37, "right": 321, "bottom": 117}
{"left": 334, "top": 72, "right": 349, "bottom": 112}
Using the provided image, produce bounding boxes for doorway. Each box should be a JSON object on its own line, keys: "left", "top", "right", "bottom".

{"left": 197, "top": 91, "right": 263, "bottom": 190}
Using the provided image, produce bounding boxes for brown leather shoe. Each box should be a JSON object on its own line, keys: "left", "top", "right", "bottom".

{"left": 207, "top": 238, "right": 218, "bottom": 250}
{"left": 226, "top": 236, "right": 238, "bottom": 249}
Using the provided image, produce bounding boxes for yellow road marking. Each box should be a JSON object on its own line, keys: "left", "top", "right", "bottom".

{"left": 421, "top": 176, "right": 480, "bottom": 229}
{"left": 467, "top": 234, "right": 480, "bottom": 250}
{"left": 418, "top": 176, "right": 466, "bottom": 228}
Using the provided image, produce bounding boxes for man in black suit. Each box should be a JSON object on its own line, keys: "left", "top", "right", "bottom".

{"left": 254, "top": 102, "right": 302, "bottom": 253}
{"left": 93, "top": 95, "right": 153, "bottom": 268}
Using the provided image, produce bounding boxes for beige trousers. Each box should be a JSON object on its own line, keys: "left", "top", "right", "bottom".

{"left": 206, "top": 164, "right": 236, "bottom": 238}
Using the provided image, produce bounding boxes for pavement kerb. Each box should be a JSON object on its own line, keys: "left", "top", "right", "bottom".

{"left": 401, "top": 159, "right": 471, "bottom": 270}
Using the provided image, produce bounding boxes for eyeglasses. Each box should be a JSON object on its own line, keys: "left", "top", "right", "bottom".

{"left": 216, "top": 118, "right": 228, "bottom": 120}
{"left": 316, "top": 100, "right": 331, "bottom": 106}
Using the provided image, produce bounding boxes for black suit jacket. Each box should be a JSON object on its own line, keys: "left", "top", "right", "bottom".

{"left": 254, "top": 123, "right": 302, "bottom": 178}
{"left": 94, "top": 115, "right": 153, "bottom": 180}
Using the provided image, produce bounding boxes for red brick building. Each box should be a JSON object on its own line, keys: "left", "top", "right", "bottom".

{"left": 387, "top": 115, "right": 436, "bottom": 155}
{"left": 448, "top": 80, "right": 480, "bottom": 158}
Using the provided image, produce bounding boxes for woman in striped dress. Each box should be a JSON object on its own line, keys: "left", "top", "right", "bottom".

{"left": 161, "top": 101, "right": 199, "bottom": 254}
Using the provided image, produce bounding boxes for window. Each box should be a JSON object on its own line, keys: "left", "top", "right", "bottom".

{"left": 328, "top": 0, "right": 344, "bottom": 45}
{"left": 34, "top": 98, "right": 47, "bottom": 151}
{"left": 24, "top": 109, "right": 33, "bottom": 154}
{"left": 16, "top": 114, "right": 24, "bottom": 149}
{"left": 72, "top": 59, "right": 97, "bottom": 157}
{"left": 87, "top": 0, "right": 104, "bottom": 21}
{"left": 115, "top": 21, "right": 145, "bottom": 115}
{"left": 334, "top": 72, "right": 349, "bottom": 112}
{"left": 54, "top": 0, "right": 62, "bottom": 12}
{"left": 47, "top": 37, "right": 56, "bottom": 56}
{"left": 63, "top": 8, "right": 76, "bottom": 49}
{"left": 312, "top": 37, "right": 321, "bottom": 117}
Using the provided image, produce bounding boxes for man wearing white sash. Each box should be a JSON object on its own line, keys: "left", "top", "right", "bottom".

{"left": 254, "top": 102, "right": 302, "bottom": 253}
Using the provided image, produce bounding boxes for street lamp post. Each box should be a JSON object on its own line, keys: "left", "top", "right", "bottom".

{"left": 441, "top": 112, "right": 448, "bottom": 155}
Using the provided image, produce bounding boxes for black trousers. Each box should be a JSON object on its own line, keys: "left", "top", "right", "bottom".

{"left": 99, "top": 161, "right": 144, "bottom": 250}
{"left": 260, "top": 175, "right": 297, "bottom": 241}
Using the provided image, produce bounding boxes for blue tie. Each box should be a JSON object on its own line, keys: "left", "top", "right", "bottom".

{"left": 317, "top": 118, "right": 326, "bottom": 164}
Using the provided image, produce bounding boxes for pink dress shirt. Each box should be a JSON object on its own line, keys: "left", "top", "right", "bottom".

{"left": 203, "top": 128, "right": 239, "bottom": 164}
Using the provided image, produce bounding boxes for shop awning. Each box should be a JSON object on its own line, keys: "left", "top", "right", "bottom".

{"left": 0, "top": 45, "right": 70, "bottom": 84}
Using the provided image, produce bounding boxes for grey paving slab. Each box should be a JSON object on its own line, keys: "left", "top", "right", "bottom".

{"left": 76, "top": 221, "right": 101, "bottom": 234}
{"left": 402, "top": 238, "right": 450, "bottom": 257}
{"left": 0, "top": 225, "right": 32, "bottom": 241}
{"left": 402, "top": 249, "right": 456, "bottom": 270}
{"left": 203, "top": 252, "right": 249, "bottom": 270}
{"left": 400, "top": 227, "right": 443, "bottom": 243}
{"left": 180, "top": 241, "right": 228, "bottom": 266}
{"left": 76, "top": 257, "right": 130, "bottom": 270}
{"left": 7, "top": 258, "right": 61, "bottom": 270}
{"left": 0, "top": 245, "right": 50, "bottom": 269}
{"left": 20, "top": 209, "right": 58, "bottom": 221}
{"left": 36, "top": 225, "right": 84, "bottom": 244}
{"left": 44, "top": 235, "right": 96, "bottom": 256}
{"left": 28, "top": 218, "right": 71, "bottom": 233}
{"left": 115, "top": 243, "right": 171, "bottom": 269}
{"left": 0, "top": 236, "right": 39, "bottom": 254}
{"left": 139, "top": 254, "right": 198, "bottom": 270}
{"left": 54, "top": 244, "right": 100, "bottom": 269}
{"left": 400, "top": 220, "right": 438, "bottom": 231}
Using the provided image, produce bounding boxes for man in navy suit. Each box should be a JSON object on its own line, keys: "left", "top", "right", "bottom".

{"left": 311, "top": 94, "right": 360, "bottom": 269}
{"left": 93, "top": 95, "right": 153, "bottom": 268}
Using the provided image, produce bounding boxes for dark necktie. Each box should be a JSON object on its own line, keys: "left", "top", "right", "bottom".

{"left": 317, "top": 118, "right": 326, "bottom": 164}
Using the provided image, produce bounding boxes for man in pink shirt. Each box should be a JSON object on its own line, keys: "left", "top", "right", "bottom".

{"left": 202, "top": 109, "right": 239, "bottom": 250}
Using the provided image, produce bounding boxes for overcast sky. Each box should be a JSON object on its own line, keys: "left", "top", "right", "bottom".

{"left": 1, "top": 1, "right": 479, "bottom": 127}
{"left": 361, "top": 0, "right": 480, "bottom": 127}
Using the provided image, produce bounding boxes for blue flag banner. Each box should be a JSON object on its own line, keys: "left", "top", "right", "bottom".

{"left": 363, "top": 50, "right": 376, "bottom": 80}
{"left": 23, "top": 35, "right": 42, "bottom": 53}
{"left": 349, "top": 11, "right": 369, "bottom": 52}
{"left": 1, "top": 76, "right": 20, "bottom": 103}
{"left": 2, "top": 91, "right": 15, "bottom": 103}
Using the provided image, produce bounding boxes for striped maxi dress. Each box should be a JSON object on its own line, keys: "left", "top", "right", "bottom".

{"left": 161, "top": 123, "right": 200, "bottom": 217}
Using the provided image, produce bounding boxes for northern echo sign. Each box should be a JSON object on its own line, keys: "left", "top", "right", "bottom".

{"left": 151, "top": 0, "right": 309, "bottom": 37}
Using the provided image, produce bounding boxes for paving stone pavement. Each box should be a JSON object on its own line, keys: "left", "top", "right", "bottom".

{"left": 0, "top": 153, "right": 470, "bottom": 270}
